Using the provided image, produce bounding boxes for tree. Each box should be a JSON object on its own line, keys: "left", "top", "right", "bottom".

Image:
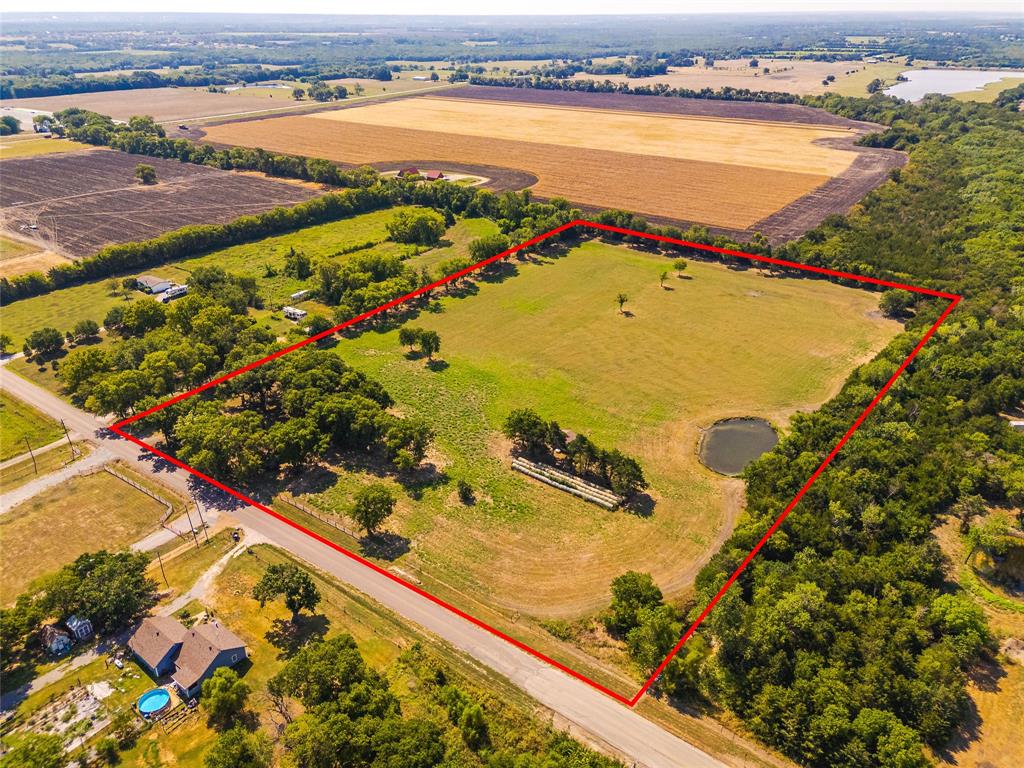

{"left": 398, "top": 325, "right": 421, "bottom": 350}
{"left": 252, "top": 563, "right": 321, "bottom": 623}
{"left": 201, "top": 667, "right": 250, "bottom": 729}
{"left": 616, "top": 293, "right": 628, "bottom": 313}
{"left": 351, "top": 484, "right": 396, "bottom": 535}
{"left": 26, "top": 327, "right": 64, "bottom": 357}
{"left": 673, "top": 258, "right": 688, "bottom": 276}
{"left": 72, "top": 318, "right": 101, "bottom": 342}
{"left": 880, "top": 289, "right": 916, "bottom": 318}
{"left": 606, "top": 571, "right": 663, "bottom": 633}
{"left": 1, "top": 733, "right": 64, "bottom": 768}
{"left": 459, "top": 702, "right": 489, "bottom": 750}
{"left": 660, "top": 271, "right": 668, "bottom": 288}
{"left": 204, "top": 726, "right": 272, "bottom": 768}
{"left": 283, "top": 248, "right": 311, "bottom": 279}
{"left": 0, "top": 115, "right": 21, "bottom": 135}
{"left": 468, "top": 233, "right": 511, "bottom": 262}
{"left": 418, "top": 329, "right": 441, "bottom": 360}
{"left": 292, "top": 87, "right": 305, "bottom": 100}
{"left": 134, "top": 163, "right": 157, "bottom": 185}
{"left": 386, "top": 210, "right": 446, "bottom": 245}
{"left": 502, "top": 408, "right": 549, "bottom": 456}
{"left": 95, "top": 736, "right": 120, "bottom": 765}
{"left": 0, "top": 332, "right": 11, "bottom": 355}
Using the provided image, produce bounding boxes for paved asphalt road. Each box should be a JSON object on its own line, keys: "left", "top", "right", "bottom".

{"left": 0, "top": 364, "right": 725, "bottom": 768}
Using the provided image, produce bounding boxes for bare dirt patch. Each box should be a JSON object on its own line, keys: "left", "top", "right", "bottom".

{"left": 0, "top": 148, "right": 317, "bottom": 256}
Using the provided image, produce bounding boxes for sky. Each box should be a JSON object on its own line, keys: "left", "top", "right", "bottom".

{"left": 19, "top": 2, "right": 1024, "bottom": 14}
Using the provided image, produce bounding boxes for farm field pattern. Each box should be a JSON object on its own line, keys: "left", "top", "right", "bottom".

{"left": 0, "top": 149, "right": 316, "bottom": 256}
{"left": 205, "top": 88, "right": 898, "bottom": 233}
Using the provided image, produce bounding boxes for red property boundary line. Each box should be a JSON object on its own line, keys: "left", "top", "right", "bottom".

{"left": 111, "top": 220, "right": 960, "bottom": 707}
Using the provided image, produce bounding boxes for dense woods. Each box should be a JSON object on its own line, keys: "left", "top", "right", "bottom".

{"left": 655, "top": 89, "right": 1024, "bottom": 767}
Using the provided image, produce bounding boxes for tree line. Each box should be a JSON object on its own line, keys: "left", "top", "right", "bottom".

{"left": 502, "top": 408, "right": 648, "bottom": 497}
{"left": 0, "top": 62, "right": 392, "bottom": 100}
{"left": 660, "top": 88, "right": 1024, "bottom": 767}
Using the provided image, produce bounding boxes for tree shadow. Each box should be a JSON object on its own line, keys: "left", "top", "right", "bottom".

{"left": 288, "top": 465, "right": 338, "bottom": 496}
{"left": 620, "top": 310, "right": 635, "bottom": 318}
{"left": 426, "top": 358, "right": 448, "bottom": 372}
{"left": 187, "top": 475, "right": 248, "bottom": 510}
{"left": 661, "top": 285, "right": 675, "bottom": 291}
{"left": 265, "top": 614, "right": 330, "bottom": 659}
{"left": 677, "top": 274, "right": 694, "bottom": 281}
{"left": 624, "top": 492, "right": 656, "bottom": 518}
{"left": 359, "top": 531, "right": 410, "bottom": 561}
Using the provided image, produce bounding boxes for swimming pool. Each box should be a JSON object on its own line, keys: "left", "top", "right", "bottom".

{"left": 138, "top": 688, "right": 171, "bottom": 717}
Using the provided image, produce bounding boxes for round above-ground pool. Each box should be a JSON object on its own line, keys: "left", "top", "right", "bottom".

{"left": 138, "top": 687, "right": 172, "bottom": 717}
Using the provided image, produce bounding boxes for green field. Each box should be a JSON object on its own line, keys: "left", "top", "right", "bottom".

{"left": 0, "top": 206, "right": 425, "bottom": 348}
{"left": 0, "top": 441, "right": 85, "bottom": 492}
{"left": 0, "top": 137, "right": 95, "bottom": 159}
{"left": 0, "top": 391, "right": 64, "bottom": 460}
{"left": 0, "top": 468, "right": 167, "bottom": 603}
{"left": 950, "top": 76, "right": 1024, "bottom": 102}
{"left": 297, "top": 241, "right": 899, "bottom": 621}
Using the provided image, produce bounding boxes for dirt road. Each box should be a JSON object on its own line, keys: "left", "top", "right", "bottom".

{"left": 0, "top": 363, "right": 724, "bottom": 767}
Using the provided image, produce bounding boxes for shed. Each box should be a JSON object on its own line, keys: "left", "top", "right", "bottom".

{"left": 397, "top": 167, "right": 420, "bottom": 178}
{"left": 65, "top": 615, "right": 93, "bottom": 641}
{"left": 136, "top": 275, "right": 171, "bottom": 294}
{"left": 42, "top": 625, "right": 73, "bottom": 656}
{"left": 424, "top": 170, "right": 446, "bottom": 181}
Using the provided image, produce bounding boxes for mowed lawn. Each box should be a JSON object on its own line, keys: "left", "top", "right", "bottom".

{"left": 0, "top": 206, "right": 424, "bottom": 348}
{"left": 0, "top": 391, "right": 64, "bottom": 460}
{"left": 321, "top": 241, "right": 899, "bottom": 618}
{"left": 0, "top": 469, "right": 167, "bottom": 602}
{"left": 0, "top": 136, "right": 96, "bottom": 159}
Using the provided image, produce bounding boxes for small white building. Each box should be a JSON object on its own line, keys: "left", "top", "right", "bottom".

{"left": 136, "top": 275, "right": 171, "bottom": 294}
{"left": 283, "top": 306, "right": 308, "bottom": 321}
{"left": 65, "top": 615, "right": 94, "bottom": 641}
{"left": 290, "top": 289, "right": 311, "bottom": 301}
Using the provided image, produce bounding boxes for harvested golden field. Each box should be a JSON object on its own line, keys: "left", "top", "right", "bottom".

{"left": 205, "top": 96, "right": 861, "bottom": 229}
{"left": 313, "top": 97, "right": 856, "bottom": 175}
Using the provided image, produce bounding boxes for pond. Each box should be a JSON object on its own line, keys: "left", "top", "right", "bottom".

{"left": 699, "top": 418, "right": 778, "bottom": 476}
{"left": 885, "top": 68, "right": 1024, "bottom": 101}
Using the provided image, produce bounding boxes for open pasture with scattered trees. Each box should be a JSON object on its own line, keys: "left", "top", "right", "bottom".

{"left": 309, "top": 240, "right": 898, "bottom": 621}
{"left": 0, "top": 147, "right": 316, "bottom": 256}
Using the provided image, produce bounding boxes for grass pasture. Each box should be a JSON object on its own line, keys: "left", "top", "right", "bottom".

{"left": 0, "top": 135, "right": 95, "bottom": 159}
{"left": 301, "top": 240, "right": 898, "bottom": 621}
{"left": 0, "top": 391, "right": 64, "bottom": 461}
{"left": 0, "top": 207, "right": 423, "bottom": 349}
{"left": 0, "top": 468, "right": 167, "bottom": 602}
{"left": 0, "top": 441, "right": 86, "bottom": 493}
{"left": 205, "top": 95, "right": 864, "bottom": 230}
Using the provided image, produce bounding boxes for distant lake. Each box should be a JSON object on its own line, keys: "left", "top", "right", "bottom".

{"left": 885, "top": 68, "right": 1024, "bottom": 101}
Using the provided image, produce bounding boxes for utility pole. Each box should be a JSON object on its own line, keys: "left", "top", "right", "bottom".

{"left": 156, "top": 549, "right": 169, "bottom": 587}
{"left": 192, "top": 495, "right": 210, "bottom": 544}
{"left": 183, "top": 506, "right": 200, "bottom": 549}
{"left": 24, "top": 437, "right": 37, "bottom": 475}
{"left": 59, "top": 418, "right": 76, "bottom": 457}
